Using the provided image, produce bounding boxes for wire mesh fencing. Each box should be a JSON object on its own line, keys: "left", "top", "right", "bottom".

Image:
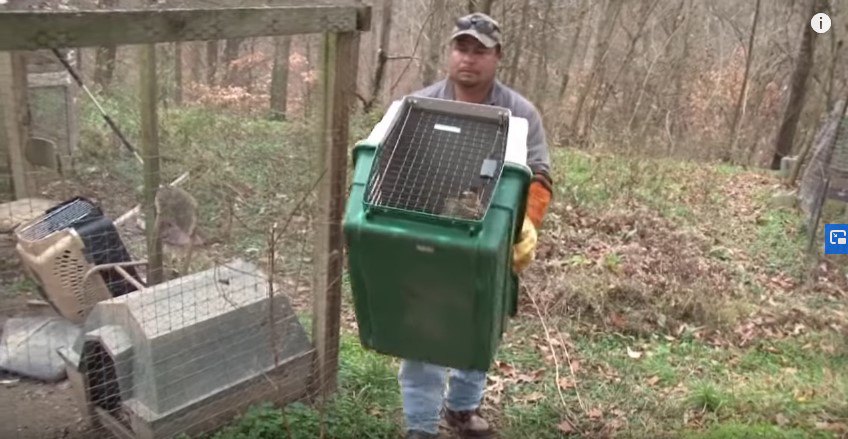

{"left": 0, "top": 2, "right": 367, "bottom": 437}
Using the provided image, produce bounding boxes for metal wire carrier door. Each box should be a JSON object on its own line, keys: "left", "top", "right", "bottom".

{"left": 364, "top": 97, "right": 509, "bottom": 222}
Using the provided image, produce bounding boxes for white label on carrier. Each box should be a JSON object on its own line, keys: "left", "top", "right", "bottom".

{"left": 434, "top": 124, "right": 461, "bottom": 134}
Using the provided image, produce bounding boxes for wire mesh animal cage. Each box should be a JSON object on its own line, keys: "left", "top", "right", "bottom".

{"left": 14, "top": 197, "right": 144, "bottom": 324}
{"left": 344, "top": 96, "right": 532, "bottom": 371}
{"left": 0, "top": 2, "right": 369, "bottom": 437}
{"left": 58, "top": 259, "right": 314, "bottom": 439}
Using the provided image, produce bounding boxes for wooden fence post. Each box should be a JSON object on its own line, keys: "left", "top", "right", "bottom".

{"left": 140, "top": 43, "right": 164, "bottom": 285}
{"left": 311, "top": 30, "right": 360, "bottom": 398}
{"left": 0, "top": 50, "right": 35, "bottom": 200}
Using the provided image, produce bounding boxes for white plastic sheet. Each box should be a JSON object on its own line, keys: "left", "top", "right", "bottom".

{"left": 0, "top": 317, "right": 80, "bottom": 382}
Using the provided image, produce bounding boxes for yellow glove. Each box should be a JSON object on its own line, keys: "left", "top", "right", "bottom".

{"left": 513, "top": 215, "right": 537, "bottom": 273}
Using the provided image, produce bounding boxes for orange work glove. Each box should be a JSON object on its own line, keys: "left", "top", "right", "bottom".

{"left": 513, "top": 215, "right": 537, "bottom": 273}
{"left": 526, "top": 176, "right": 553, "bottom": 229}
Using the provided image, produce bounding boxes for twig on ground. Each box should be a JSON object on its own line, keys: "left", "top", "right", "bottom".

{"left": 555, "top": 325, "right": 586, "bottom": 412}
{"left": 525, "top": 271, "right": 584, "bottom": 423}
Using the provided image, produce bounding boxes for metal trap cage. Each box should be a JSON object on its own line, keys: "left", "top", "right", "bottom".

{"left": 365, "top": 97, "right": 508, "bottom": 222}
{"left": 14, "top": 196, "right": 144, "bottom": 324}
{"left": 344, "top": 96, "right": 532, "bottom": 371}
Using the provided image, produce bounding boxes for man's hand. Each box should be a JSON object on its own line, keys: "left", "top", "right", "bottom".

{"left": 513, "top": 215, "right": 537, "bottom": 273}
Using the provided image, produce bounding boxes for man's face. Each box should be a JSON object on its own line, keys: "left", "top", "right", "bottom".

{"left": 448, "top": 35, "right": 501, "bottom": 88}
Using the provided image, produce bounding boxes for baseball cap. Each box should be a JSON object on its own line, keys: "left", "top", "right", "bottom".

{"left": 450, "top": 12, "right": 502, "bottom": 49}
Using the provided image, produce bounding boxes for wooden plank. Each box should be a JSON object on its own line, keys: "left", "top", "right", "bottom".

{"left": 95, "top": 407, "right": 136, "bottom": 439}
{"left": 129, "top": 350, "right": 314, "bottom": 439}
{"left": 0, "top": 4, "right": 370, "bottom": 50}
{"left": 139, "top": 43, "right": 164, "bottom": 286}
{"left": 0, "top": 51, "right": 35, "bottom": 199}
{"left": 311, "top": 31, "right": 360, "bottom": 399}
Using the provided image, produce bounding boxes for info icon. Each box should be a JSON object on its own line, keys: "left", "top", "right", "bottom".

{"left": 824, "top": 224, "right": 848, "bottom": 254}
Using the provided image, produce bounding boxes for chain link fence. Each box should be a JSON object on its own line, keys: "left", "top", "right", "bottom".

{"left": 0, "top": 1, "right": 369, "bottom": 438}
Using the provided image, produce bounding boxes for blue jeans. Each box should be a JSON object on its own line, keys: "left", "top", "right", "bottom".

{"left": 398, "top": 359, "right": 487, "bottom": 434}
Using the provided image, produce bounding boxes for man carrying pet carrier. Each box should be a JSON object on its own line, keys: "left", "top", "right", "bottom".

{"left": 399, "top": 12, "right": 553, "bottom": 439}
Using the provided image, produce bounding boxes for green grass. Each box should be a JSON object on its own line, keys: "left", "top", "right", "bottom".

{"left": 551, "top": 148, "right": 727, "bottom": 224}
{"left": 203, "top": 334, "right": 401, "bottom": 439}
{"left": 1, "top": 276, "right": 37, "bottom": 298}
{"left": 751, "top": 207, "right": 808, "bottom": 278}
{"left": 205, "top": 326, "right": 847, "bottom": 438}
{"left": 492, "top": 324, "right": 848, "bottom": 437}
{"left": 684, "top": 422, "right": 833, "bottom": 439}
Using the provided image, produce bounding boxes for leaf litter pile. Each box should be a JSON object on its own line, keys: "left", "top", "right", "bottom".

{"left": 480, "top": 156, "right": 848, "bottom": 437}
{"left": 521, "top": 166, "right": 848, "bottom": 345}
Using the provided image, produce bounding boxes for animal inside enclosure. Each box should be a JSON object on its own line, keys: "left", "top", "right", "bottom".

{"left": 0, "top": 1, "right": 369, "bottom": 438}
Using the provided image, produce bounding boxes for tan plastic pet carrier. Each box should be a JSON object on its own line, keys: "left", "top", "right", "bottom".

{"left": 15, "top": 197, "right": 145, "bottom": 324}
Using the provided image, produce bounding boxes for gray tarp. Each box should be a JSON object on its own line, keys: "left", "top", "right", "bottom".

{"left": 0, "top": 317, "right": 80, "bottom": 382}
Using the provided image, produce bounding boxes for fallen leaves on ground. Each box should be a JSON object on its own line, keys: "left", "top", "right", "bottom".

{"left": 518, "top": 163, "right": 848, "bottom": 348}
{"left": 588, "top": 407, "right": 603, "bottom": 420}
{"left": 485, "top": 361, "right": 549, "bottom": 406}
{"left": 557, "top": 420, "right": 576, "bottom": 434}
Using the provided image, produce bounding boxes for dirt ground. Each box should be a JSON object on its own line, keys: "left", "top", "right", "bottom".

{"left": 1, "top": 218, "right": 91, "bottom": 439}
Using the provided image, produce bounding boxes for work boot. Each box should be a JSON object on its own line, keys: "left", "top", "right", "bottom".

{"left": 405, "top": 430, "right": 443, "bottom": 439}
{"left": 443, "top": 408, "right": 496, "bottom": 438}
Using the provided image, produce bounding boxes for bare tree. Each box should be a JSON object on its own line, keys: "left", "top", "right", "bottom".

{"left": 365, "top": 0, "right": 394, "bottom": 113}
{"left": 726, "top": 0, "right": 762, "bottom": 162}
{"left": 93, "top": 0, "right": 117, "bottom": 89}
{"left": 505, "top": 0, "right": 530, "bottom": 87}
{"left": 270, "top": 36, "right": 292, "bottom": 120}
{"left": 468, "top": 0, "right": 494, "bottom": 15}
{"left": 206, "top": 41, "right": 218, "bottom": 86}
{"left": 222, "top": 38, "right": 244, "bottom": 86}
{"left": 556, "top": 0, "right": 588, "bottom": 104}
{"left": 422, "top": 0, "right": 446, "bottom": 87}
{"left": 570, "top": 1, "right": 622, "bottom": 138}
{"left": 531, "top": 0, "right": 555, "bottom": 112}
{"left": 771, "top": 0, "right": 824, "bottom": 169}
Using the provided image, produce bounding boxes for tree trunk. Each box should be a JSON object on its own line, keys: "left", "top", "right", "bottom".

{"left": 468, "top": 0, "right": 494, "bottom": 14}
{"left": 188, "top": 42, "right": 202, "bottom": 85}
{"left": 422, "top": 0, "right": 446, "bottom": 87}
{"left": 586, "top": 0, "right": 658, "bottom": 136}
{"left": 222, "top": 38, "right": 244, "bottom": 86}
{"left": 628, "top": 0, "right": 686, "bottom": 133}
{"left": 557, "top": 0, "right": 588, "bottom": 102}
{"left": 365, "top": 0, "right": 393, "bottom": 113}
{"left": 173, "top": 42, "right": 183, "bottom": 105}
{"left": 671, "top": 0, "right": 692, "bottom": 148}
{"left": 93, "top": 0, "right": 118, "bottom": 90}
{"left": 826, "top": 31, "right": 842, "bottom": 111}
{"left": 727, "top": 0, "right": 762, "bottom": 162}
{"left": 506, "top": 0, "right": 531, "bottom": 86}
{"left": 770, "top": 0, "right": 823, "bottom": 170}
{"left": 531, "top": 0, "right": 555, "bottom": 112}
{"left": 206, "top": 41, "right": 218, "bottom": 86}
{"left": 571, "top": 0, "right": 622, "bottom": 136}
{"left": 270, "top": 36, "right": 292, "bottom": 120}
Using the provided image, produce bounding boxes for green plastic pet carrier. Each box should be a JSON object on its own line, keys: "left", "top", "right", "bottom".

{"left": 343, "top": 96, "right": 531, "bottom": 371}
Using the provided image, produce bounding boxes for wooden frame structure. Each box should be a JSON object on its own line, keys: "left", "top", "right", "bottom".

{"left": 0, "top": 1, "right": 370, "bottom": 436}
